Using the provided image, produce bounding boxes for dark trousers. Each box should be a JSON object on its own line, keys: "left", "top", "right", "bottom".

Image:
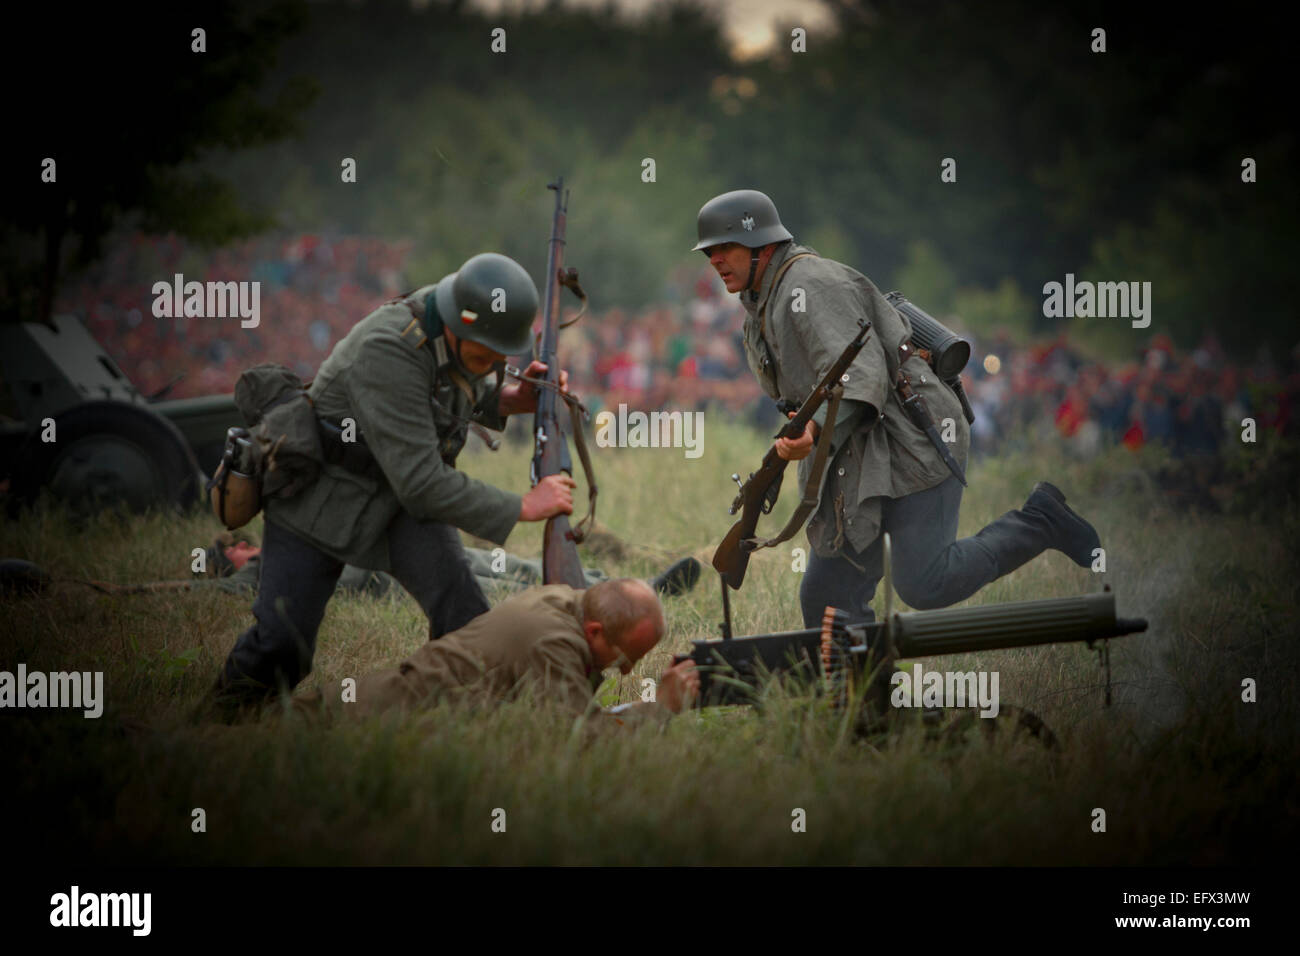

{"left": 799, "top": 476, "right": 998, "bottom": 627}
{"left": 218, "top": 511, "right": 490, "bottom": 698}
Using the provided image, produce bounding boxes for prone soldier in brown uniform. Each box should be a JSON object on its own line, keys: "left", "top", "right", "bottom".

{"left": 211, "top": 253, "right": 577, "bottom": 712}
{"left": 693, "top": 190, "right": 1102, "bottom": 627}
{"left": 341, "top": 578, "right": 699, "bottom": 726}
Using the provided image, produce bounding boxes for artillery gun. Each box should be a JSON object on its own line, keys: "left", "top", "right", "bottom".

{"left": 1, "top": 315, "right": 237, "bottom": 513}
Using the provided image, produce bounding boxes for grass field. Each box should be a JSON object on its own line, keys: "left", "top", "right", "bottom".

{"left": 1, "top": 419, "right": 1297, "bottom": 864}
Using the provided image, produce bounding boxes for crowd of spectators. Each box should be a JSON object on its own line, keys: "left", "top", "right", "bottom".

{"left": 964, "top": 331, "right": 1299, "bottom": 460}
{"left": 67, "top": 232, "right": 412, "bottom": 399}
{"left": 59, "top": 233, "right": 769, "bottom": 422}
{"left": 60, "top": 233, "right": 1300, "bottom": 463}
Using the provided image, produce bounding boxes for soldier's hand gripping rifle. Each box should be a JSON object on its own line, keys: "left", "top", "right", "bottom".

{"left": 712, "top": 320, "right": 873, "bottom": 590}
{"left": 531, "top": 178, "right": 597, "bottom": 587}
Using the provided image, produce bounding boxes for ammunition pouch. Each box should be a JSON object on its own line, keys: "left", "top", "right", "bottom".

{"left": 317, "top": 419, "right": 382, "bottom": 480}
{"left": 893, "top": 341, "right": 968, "bottom": 486}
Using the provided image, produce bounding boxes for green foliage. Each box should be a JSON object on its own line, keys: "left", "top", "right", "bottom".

{"left": 952, "top": 278, "right": 1036, "bottom": 343}
{"left": 1221, "top": 435, "right": 1300, "bottom": 520}
{"left": 5, "top": 0, "right": 1293, "bottom": 351}
{"left": 894, "top": 240, "right": 958, "bottom": 315}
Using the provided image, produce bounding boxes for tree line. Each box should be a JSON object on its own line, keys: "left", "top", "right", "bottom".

{"left": 3, "top": 0, "right": 1293, "bottom": 358}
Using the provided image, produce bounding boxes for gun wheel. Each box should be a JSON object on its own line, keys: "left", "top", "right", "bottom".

{"left": 11, "top": 400, "right": 202, "bottom": 515}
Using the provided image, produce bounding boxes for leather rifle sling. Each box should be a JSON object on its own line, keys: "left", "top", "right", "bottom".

{"left": 757, "top": 252, "right": 818, "bottom": 341}
{"left": 504, "top": 363, "right": 599, "bottom": 543}
{"left": 563, "top": 392, "right": 598, "bottom": 542}
{"left": 744, "top": 250, "right": 833, "bottom": 551}
{"left": 744, "top": 381, "right": 844, "bottom": 552}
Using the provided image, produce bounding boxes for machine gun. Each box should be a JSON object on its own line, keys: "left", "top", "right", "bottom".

{"left": 711, "top": 319, "right": 873, "bottom": 593}
{"left": 678, "top": 534, "right": 1147, "bottom": 719}
{"left": 531, "top": 178, "right": 597, "bottom": 587}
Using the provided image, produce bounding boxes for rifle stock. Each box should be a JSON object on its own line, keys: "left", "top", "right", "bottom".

{"left": 543, "top": 514, "right": 586, "bottom": 588}
{"left": 712, "top": 447, "right": 786, "bottom": 588}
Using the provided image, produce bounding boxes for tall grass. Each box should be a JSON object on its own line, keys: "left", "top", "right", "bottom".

{"left": 1, "top": 420, "right": 1296, "bottom": 864}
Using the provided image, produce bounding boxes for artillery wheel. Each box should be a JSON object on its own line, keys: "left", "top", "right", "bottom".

{"left": 11, "top": 400, "right": 202, "bottom": 514}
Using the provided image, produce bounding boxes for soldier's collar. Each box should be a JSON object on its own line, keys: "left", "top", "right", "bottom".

{"left": 422, "top": 293, "right": 455, "bottom": 369}
{"left": 751, "top": 240, "right": 797, "bottom": 312}
{"left": 424, "top": 293, "right": 504, "bottom": 387}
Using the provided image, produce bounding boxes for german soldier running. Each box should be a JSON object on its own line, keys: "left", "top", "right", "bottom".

{"left": 693, "top": 190, "right": 1102, "bottom": 627}
{"left": 211, "top": 253, "right": 575, "bottom": 711}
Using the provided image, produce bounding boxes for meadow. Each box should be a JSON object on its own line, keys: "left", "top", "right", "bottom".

{"left": 1, "top": 419, "right": 1296, "bottom": 865}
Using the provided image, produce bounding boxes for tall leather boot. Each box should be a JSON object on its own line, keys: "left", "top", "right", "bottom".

{"left": 973, "top": 481, "right": 1102, "bottom": 577}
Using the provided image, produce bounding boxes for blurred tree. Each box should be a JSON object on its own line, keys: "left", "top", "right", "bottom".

{"left": 1, "top": 1, "right": 317, "bottom": 324}
{"left": 894, "top": 240, "right": 958, "bottom": 315}
{"left": 729, "top": 0, "right": 1296, "bottom": 352}
{"left": 952, "top": 279, "right": 1036, "bottom": 345}
{"left": 22, "top": 0, "right": 1292, "bottom": 360}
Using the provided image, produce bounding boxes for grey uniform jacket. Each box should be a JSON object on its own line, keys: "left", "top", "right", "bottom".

{"left": 264, "top": 284, "right": 521, "bottom": 570}
{"left": 739, "top": 242, "right": 970, "bottom": 557}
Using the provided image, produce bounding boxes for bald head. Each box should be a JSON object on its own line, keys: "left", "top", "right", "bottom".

{"left": 581, "top": 578, "right": 665, "bottom": 674}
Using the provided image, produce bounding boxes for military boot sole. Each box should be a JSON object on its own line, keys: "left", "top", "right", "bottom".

{"left": 1028, "top": 481, "right": 1100, "bottom": 567}
{"left": 652, "top": 557, "right": 702, "bottom": 597}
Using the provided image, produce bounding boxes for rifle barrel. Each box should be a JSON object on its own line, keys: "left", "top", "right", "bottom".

{"left": 534, "top": 178, "right": 586, "bottom": 588}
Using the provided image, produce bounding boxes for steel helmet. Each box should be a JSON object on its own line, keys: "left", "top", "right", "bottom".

{"left": 692, "top": 189, "right": 793, "bottom": 251}
{"left": 434, "top": 252, "right": 539, "bottom": 354}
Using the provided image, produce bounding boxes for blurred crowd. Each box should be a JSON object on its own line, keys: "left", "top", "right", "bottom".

{"left": 555, "top": 273, "right": 766, "bottom": 424}
{"left": 59, "top": 234, "right": 1300, "bottom": 462}
{"left": 69, "top": 232, "right": 412, "bottom": 398}
{"left": 59, "top": 233, "right": 768, "bottom": 421}
{"left": 964, "top": 331, "right": 1300, "bottom": 460}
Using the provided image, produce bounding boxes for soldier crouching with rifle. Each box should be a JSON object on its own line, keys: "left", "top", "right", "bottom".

{"left": 694, "top": 190, "right": 1102, "bottom": 628}
{"left": 207, "top": 253, "right": 578, "bottom": 717}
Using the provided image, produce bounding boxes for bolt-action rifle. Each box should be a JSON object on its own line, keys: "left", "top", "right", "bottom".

{"left": 711, "top": 319, "right": 874, "bottom": 592}
{"left": 530, "top": 178, "right": 597, "bottom": 586}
